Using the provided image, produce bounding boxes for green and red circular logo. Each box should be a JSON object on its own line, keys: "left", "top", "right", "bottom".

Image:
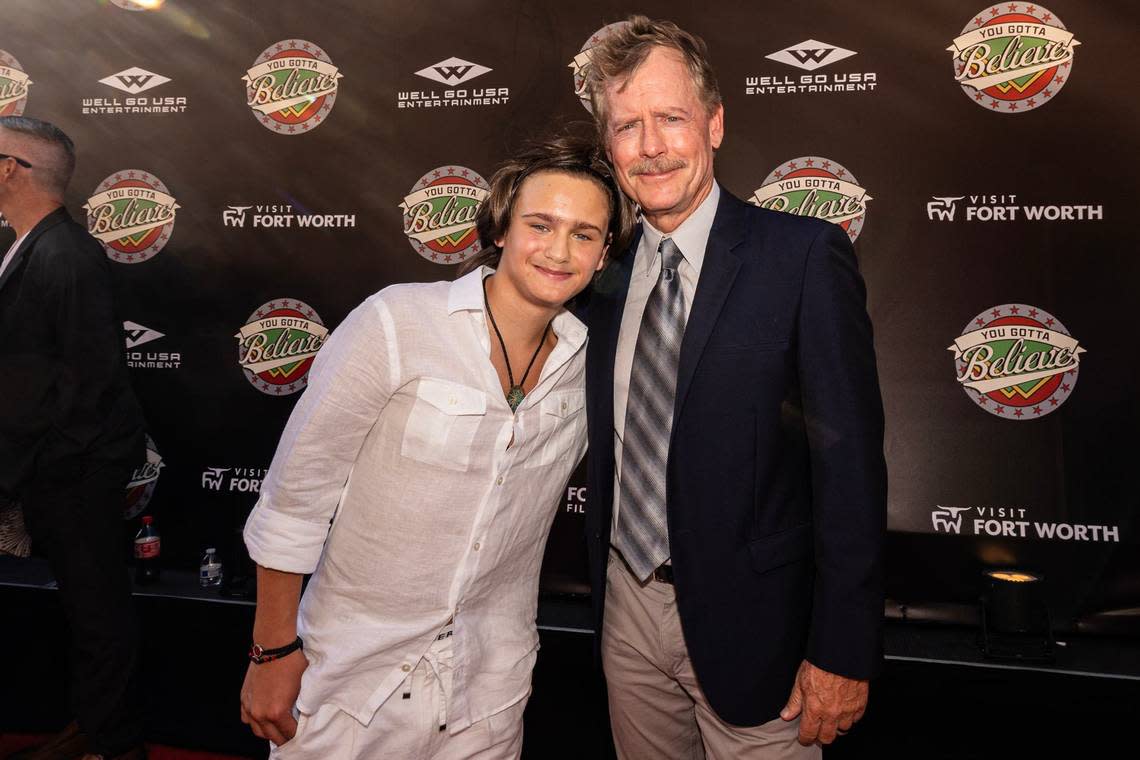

{"left": 235, "top": 299, "right": 328, "bottom": 395}
{"left": 400, "top": 165, "right": 488, "bottom": 264}
{"left": 948, "top": 4, "right": 1079, "bottom": 113}
{"left": 124, "top": 434, "right": 163, "bottom": 520}
{"left": 0, "top": 50, "right": 31, "bottom": 116}
{"left": 749, "top": 157, "right": 872, "bottom": 241}
{"left": 243, "top": 39, "right": 342, "bottom": 134}
{"left": 948, "top": 303, "right": 1085, "bottom": 420}
{"left": 84, "top": 170, "right": 179, "bottom": 263}
{"left": 568, "top": 22, "right": 631, "bottom": 112}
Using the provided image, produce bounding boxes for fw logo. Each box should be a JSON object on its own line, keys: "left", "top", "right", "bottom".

{"left": 415, "top": 57, "right": 491, "bottom": 85}
{"left": 98, "top": 67, "right": 171, "bottom": 94}
{"left": 927, "top": 196, "right": 964, "bottom": 221}
{"left": 765, "top": 40, "right": 857, "bottom": 71}
{"left": 201, "top": 467, "right": 231, "bottom": 490}
{"left": 223, "top": 206, "right": 251, "bottom": 227}
{"left": 931, "top": 506, "right": 970, "bottom": 534}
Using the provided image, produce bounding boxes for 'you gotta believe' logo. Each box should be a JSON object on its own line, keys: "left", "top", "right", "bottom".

{"left": 949, "top": 4, "right": 1079, "bottom": 113}
{"left": 243, "top": 40, "right": 342, "bottom": 134}
{"left": 0, "top": 50, "right": 31, "bottom": 116}
{"left": 749, "top": 157, "right": 872, "bottom": 241}
{"left": 400, "top": 166, "right": 489, "bottom": 264}
{"left": 85, "top": 170, "right": 179, "bottom": 263}
{"left": 949, "top": 304, "right": 1085, "bottom": 419}
{"left": 568, "top": 21, "right": 631, "bottom": 112}
{"left": 235, "top": 300, "right": 328, "bottom": 396}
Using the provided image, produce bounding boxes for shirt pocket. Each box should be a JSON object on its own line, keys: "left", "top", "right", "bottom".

{"left": 400, "top": 377, "right": 487, "bottom": 472}
{"left": 526, "top": 389, "right": 586, "bottom": 469}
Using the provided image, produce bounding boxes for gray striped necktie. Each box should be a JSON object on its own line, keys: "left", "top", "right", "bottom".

{"left": 615, "top": 237, "right": 686, "bottom": 581}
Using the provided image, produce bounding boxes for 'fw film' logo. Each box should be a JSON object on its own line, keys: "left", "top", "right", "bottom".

{"left": 235, "top": 299, "right": 328, "bottom": 395}
{"left": 243, "top": 40, "right": 342, "bottom": 134}
{"left": 400, "top": 166, "right": 488, "bottom": 264}
{"left": 949, "top": 4, "right": 1079, "bottom": 113}
{"left": 0, "top": 50, "right": 31, "bottom": 116}
{"left": 750, "top": 157, "right": 872, "bottom": 241}
{"left": 568, "top": 21, "right": 631, "bottom": 112}
{"left": 85, "top": 170, "right": 179, "bottom": 263}
{"left": 949, "top": 304, "right": 1085, "bottom": 419}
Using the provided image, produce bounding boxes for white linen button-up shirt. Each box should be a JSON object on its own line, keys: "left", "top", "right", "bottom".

{"left": 243, "top": 266, "right": 588, "bottom": 731}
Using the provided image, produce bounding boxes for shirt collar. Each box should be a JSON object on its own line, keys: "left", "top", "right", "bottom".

{"left": 446, "top": 265, "right": 587, "bottom": 352}
{"left": 638, "top": 181, "right": 721, "bottom": 277}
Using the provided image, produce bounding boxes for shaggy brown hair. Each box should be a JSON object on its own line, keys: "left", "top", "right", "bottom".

{"left": 460, "top": 129, "right": 637, "bottom": 274}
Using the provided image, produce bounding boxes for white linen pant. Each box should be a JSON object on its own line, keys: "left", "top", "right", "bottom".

{"left": 271, "top": 628, "right": 527, "bottom": 760}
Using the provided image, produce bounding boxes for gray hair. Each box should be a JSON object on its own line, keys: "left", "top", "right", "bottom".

{"left": 0, "top": 116, "right": 76, "bottom": 196}
{"left": 585, "top": 15, "right": 722, "bottom": 142}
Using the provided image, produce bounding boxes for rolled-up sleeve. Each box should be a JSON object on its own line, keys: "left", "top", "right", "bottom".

{"left": 244, "top": 293, "right": 400, "bottom": 574}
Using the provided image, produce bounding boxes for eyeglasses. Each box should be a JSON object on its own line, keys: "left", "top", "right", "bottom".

{"left": 0, "top": 153, "right": 32, "bottom": 168}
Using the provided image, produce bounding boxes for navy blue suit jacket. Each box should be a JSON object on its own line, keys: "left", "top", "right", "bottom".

{"left": 584, "top": 190, "right": 887, "bottom": 727}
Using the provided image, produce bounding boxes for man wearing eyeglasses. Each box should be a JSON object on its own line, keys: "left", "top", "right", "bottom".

{"left": 0, "top": 116, "right": 146, "bottom": 760}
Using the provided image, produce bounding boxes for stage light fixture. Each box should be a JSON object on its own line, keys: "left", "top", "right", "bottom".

{"left": 979, "top": 568, "right": 1054, "bottom": 661}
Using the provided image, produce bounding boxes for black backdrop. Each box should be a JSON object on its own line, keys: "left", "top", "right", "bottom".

{"left": 3, "top": 0, "right": 1137, "bottom": 633}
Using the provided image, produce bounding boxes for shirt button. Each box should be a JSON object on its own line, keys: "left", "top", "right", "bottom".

{"left": 496, "top": 476, "right": 503, "bottom": 485}
{"left": 473, "top": 542, "right": 481, "bottom": 551}
{"left": 561, "top": 400, "right": 568, "bottom": 412}
{"left": 401, "top": 663, "right": 411, "bottom": 672}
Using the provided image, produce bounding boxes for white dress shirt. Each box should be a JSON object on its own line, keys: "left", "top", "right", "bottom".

{"left": 612, "top": 182, "right": 720, "bottom": 536}
{"left": 244, "top": 266, "right": 588, "bottom": 731}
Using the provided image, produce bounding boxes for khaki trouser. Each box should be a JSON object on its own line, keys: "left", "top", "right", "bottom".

{"left": 603, "top": 551, "right": 820, "bottom": 760}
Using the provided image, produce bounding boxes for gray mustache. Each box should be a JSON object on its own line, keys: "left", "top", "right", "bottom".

{"left": 629, "top": 158, "right": 687, "bottom": 176}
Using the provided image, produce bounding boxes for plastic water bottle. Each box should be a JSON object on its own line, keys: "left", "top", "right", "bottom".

{"left": 199, "top": 547, "right": 223, "bottom": 588}
{"left": 134, "top": 516, "right": 161, "bottom": 585}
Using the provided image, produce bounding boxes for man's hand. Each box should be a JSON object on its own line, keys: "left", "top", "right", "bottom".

{"left": 780, "top": 659, "right": 868, "bottom": 745}
{"left": 240, "top": 648, "right": 309, "bottom": 746}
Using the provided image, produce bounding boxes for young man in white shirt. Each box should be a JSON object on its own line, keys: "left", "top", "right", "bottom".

{"left": 240, "top": 134, "right": 634, "bottom": 759}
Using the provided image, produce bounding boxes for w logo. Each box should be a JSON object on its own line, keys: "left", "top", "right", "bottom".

{"left": 766, "top": 40, "right": 857, "bottom": 72}
{"left": 415, "top": 57, "right": 491, "bottom": 85}
{"left": 98, "top": 66, "right": 171, "bottom": 94}
{"left": 434, "top": 65, "right": 474, "bottom": 81}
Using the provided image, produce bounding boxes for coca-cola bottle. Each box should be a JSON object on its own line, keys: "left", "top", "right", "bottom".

{"left": 134, "top": 515, "right": 161, "bottom": 585}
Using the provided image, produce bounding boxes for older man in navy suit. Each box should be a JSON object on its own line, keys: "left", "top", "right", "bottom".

{"left": 582, "top": 16, "right": 887, "bottom": 759}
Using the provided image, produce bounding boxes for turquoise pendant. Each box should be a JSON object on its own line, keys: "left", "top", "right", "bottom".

{"left": 506, "top": 386, "right": 526, "bottom": 412}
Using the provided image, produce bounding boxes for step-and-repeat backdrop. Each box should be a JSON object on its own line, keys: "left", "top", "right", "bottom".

{"left": 3, "top": 0, "right": 1136, "bottom": 632}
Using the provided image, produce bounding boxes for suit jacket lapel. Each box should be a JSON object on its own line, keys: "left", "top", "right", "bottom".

{"left": 673, "top": 194, "right": 746, "bottom": 427}
{"left": 0, "top": 207, "right": 70, "bottom": 294}
{"left": 586, "top": 228, "right": 640, "bottom": 517}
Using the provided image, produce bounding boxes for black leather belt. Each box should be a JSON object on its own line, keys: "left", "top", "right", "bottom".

{"left": 652, "top": 564, "right": 674, "bottom": 584}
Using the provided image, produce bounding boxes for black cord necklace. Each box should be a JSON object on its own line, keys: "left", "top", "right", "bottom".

{"left": 482, "top": 275, "right": 551, "bottom": 412}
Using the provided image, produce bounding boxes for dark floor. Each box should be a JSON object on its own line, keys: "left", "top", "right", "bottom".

{"left": 2, "top": 582, "right": 1138, "bottom": 759}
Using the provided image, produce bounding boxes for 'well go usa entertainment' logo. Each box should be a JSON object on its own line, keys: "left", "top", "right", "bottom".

{"left": 400, "top": 166, "right": 489, "bottom": 264}
{"left": 0, "top": 50, "right": 31, "bottom": 116}
{"left": 749, "top": 157, "right": 872, "bottom": 241}
{"left": 746, "top": 39, "right": 877, "bottom": 97}
{"left": 243, "top": 40, "right": 342, "bottom": 134}
{"left": 397, "top": 56, "right": 509, "bottom": 109}
{"left": 949, "top": 4, "right": 1079, "bottom": 113}
{"left": 568, "top": 21, "right": 630, "bottom": 112}
{"left": 85, "top": 170, "right": 179, "bottom": 263}
{"left": 235, "top": 299, "right": 328, "bottom": 395}
{"left": 949, "top": 304, "right": 1085, "bottom": 419}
